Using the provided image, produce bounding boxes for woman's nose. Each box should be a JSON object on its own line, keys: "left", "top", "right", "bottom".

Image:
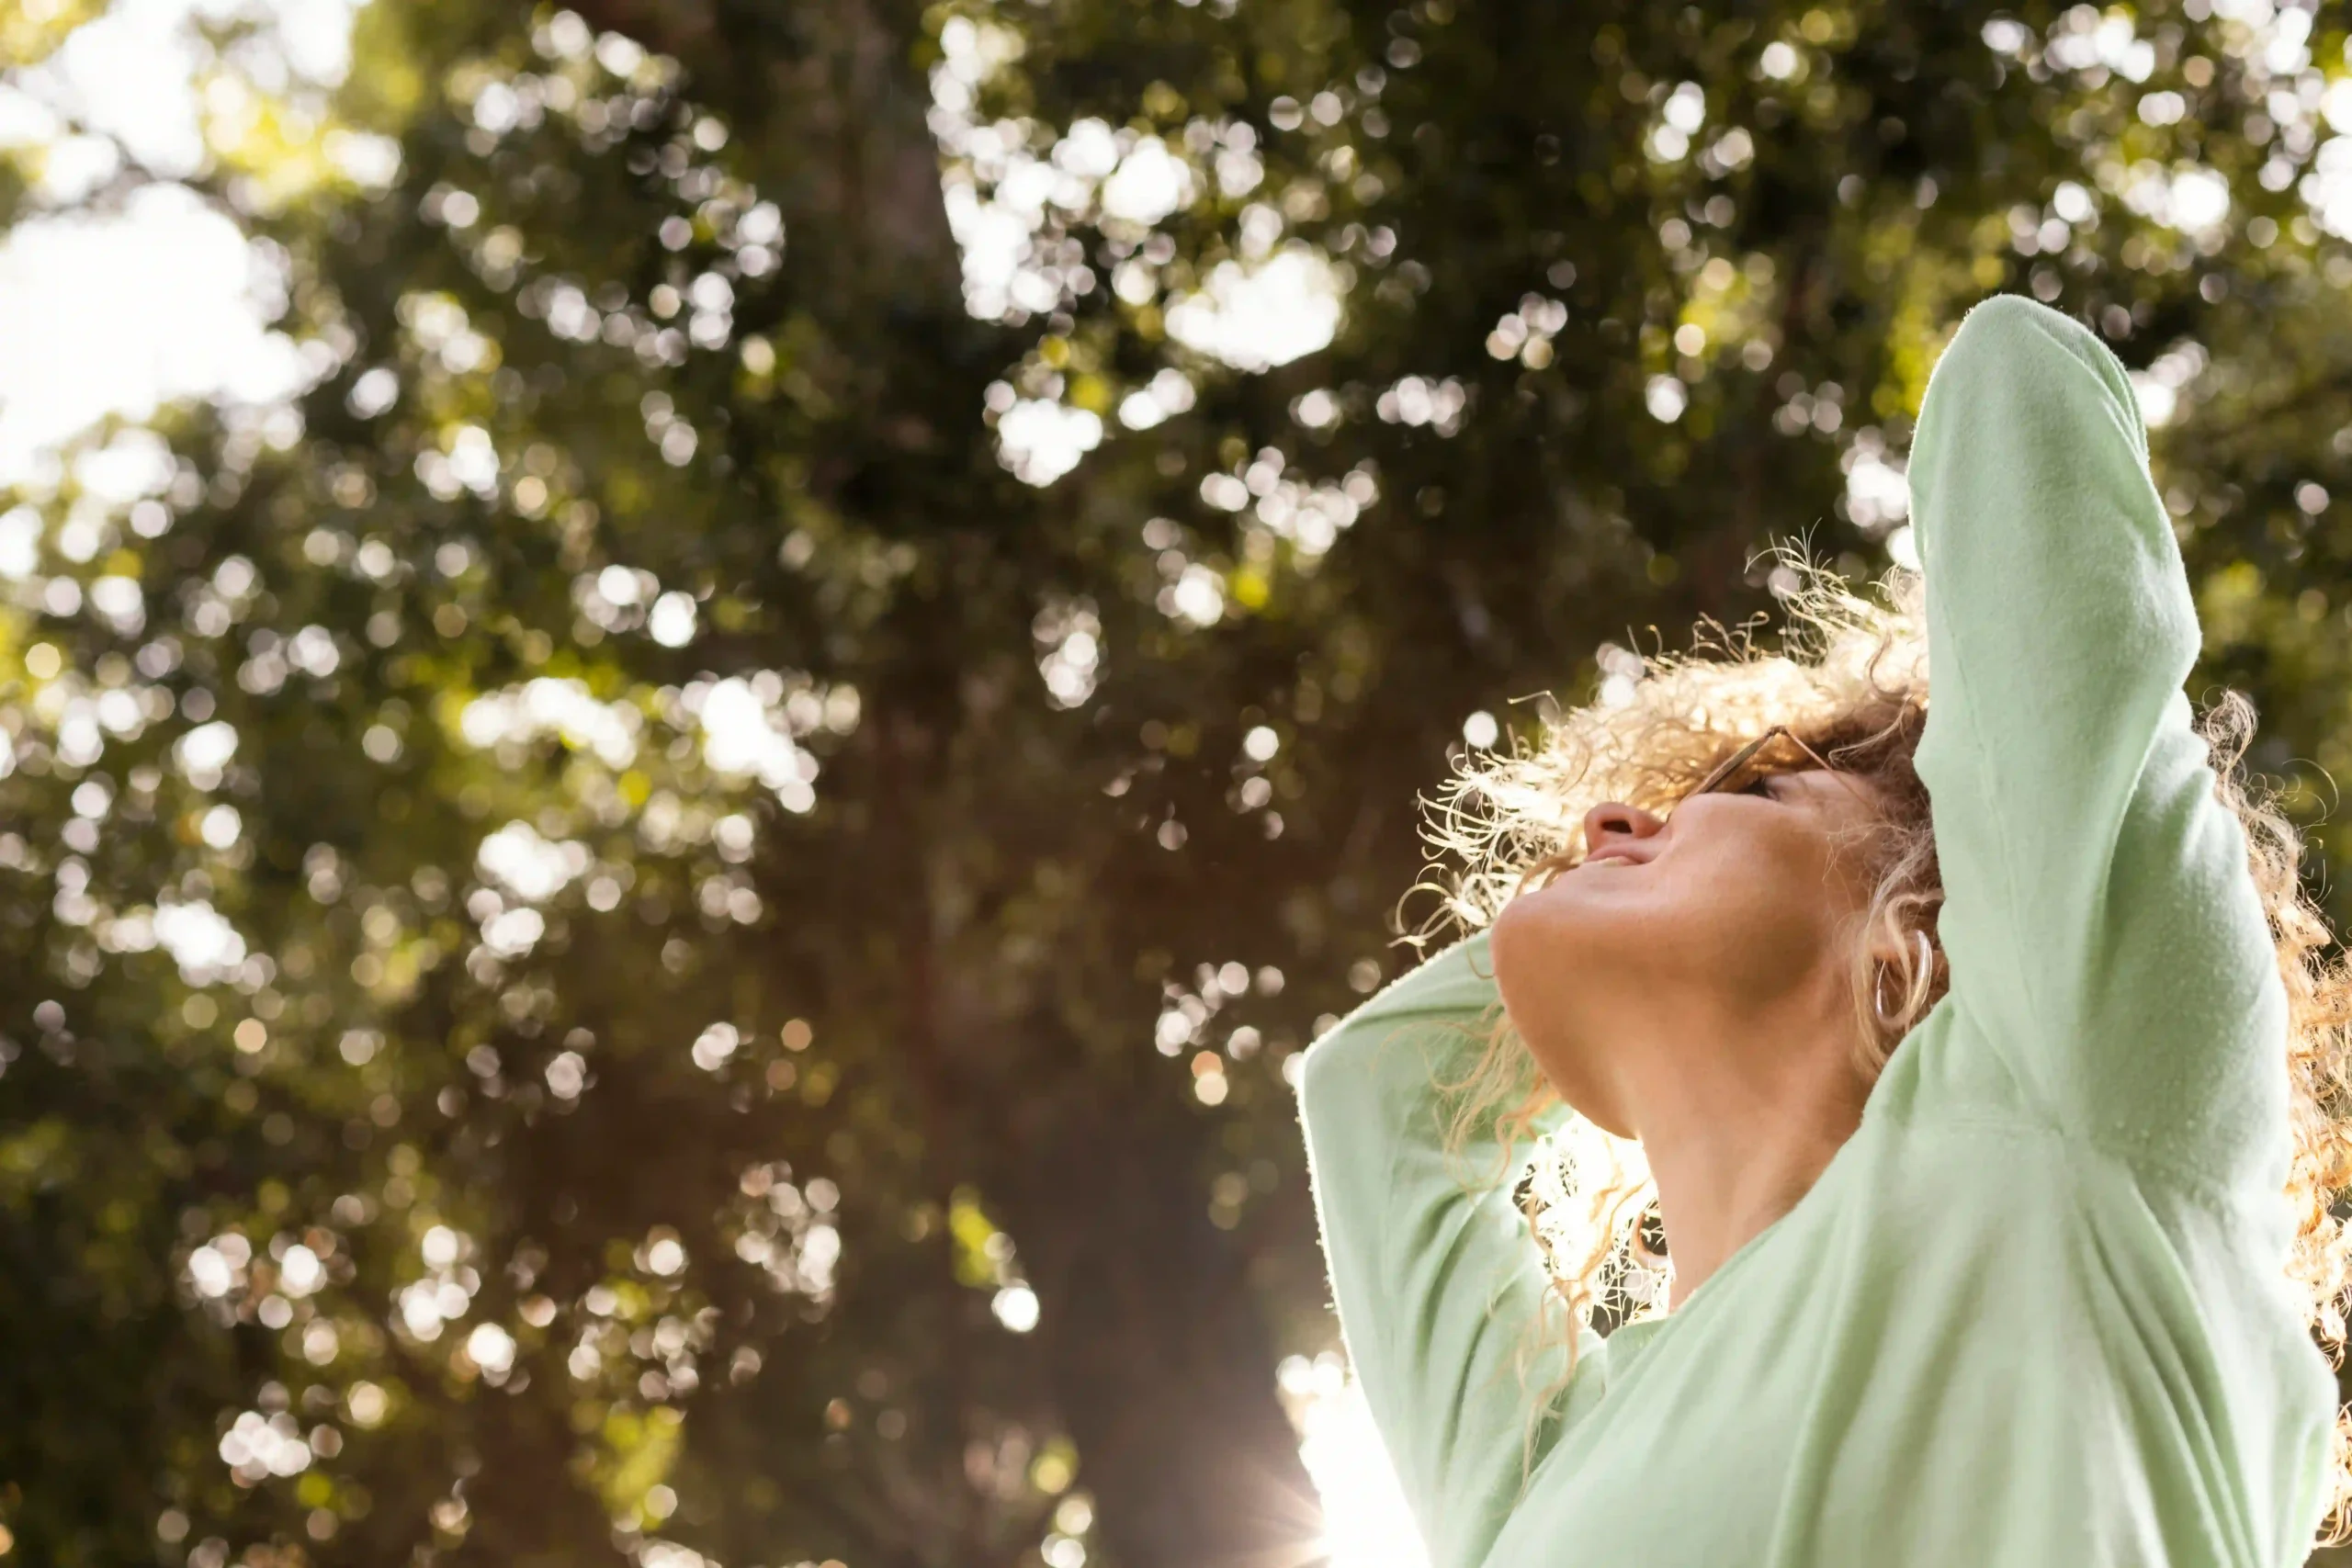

{"left": 1582, "top": 801, "right": 1663, "bottom": 854}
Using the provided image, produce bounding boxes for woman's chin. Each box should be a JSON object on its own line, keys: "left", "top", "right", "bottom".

{"left": 1494, "top": 874, "right": 1614, "bottom": 960}
{"left": 1492, "top": 895, "right": 1595, "bottom": 1036}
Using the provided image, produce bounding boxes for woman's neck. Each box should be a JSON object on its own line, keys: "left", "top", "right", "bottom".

{"left": 1626, "top": 1001, "right": 1869, "bottom": 1310}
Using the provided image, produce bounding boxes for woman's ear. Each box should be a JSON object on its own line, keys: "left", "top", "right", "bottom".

{"left": 1859, "top": 907, "right": 1910, "bottom": 971}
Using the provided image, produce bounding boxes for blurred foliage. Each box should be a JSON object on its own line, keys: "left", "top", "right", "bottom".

{"left": 6, "top": 0, "right": 2352, "bottom": 1564}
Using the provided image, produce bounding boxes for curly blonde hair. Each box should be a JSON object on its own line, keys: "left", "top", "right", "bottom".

{"left": 1413, "top": 543, "right": 2352, "bottom": 1534}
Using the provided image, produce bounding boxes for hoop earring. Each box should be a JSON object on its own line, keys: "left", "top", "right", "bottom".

{"left": 1873, "top": 929, "right": 1935, "bottom": 1031}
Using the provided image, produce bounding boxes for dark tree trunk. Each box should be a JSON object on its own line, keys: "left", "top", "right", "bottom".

{"left": 992, "top": 1078, "right": 1326, "bottom": 1568}
{"left": 537, "top": 5, "right": 1330, "bottom": 1561}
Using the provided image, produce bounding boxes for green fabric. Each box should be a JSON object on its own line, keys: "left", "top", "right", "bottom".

{"left": 1298, "top": 295, "right": 2337, "bottom": 1567}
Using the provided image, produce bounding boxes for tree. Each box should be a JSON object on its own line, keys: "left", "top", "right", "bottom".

{"left": 5, "top": 0, "right": 2352, "bottom": 1563}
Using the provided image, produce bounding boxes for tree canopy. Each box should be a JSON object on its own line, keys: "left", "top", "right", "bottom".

{"left": 6, "top": 0, "right": 2352, "bottom": 1563}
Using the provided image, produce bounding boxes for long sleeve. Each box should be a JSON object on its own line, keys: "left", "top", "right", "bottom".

{"left": 1297, "top": 933, "right": 1580, "bottom": 1568}
{"left": 1907, "top": 294, "right": 2290, "bottom": 1193}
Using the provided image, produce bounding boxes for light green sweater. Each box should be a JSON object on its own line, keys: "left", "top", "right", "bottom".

{"left": 1298, "top": 296, "right": 2337, "bottom": 1567}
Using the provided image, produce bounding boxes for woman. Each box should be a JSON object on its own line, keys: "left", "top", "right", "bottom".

{"left": 1298, "top": 294, "right": 2352, "bottom": 1566}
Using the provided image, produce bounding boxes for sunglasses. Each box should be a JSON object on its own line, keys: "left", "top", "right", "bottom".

{"left": 1686, "top": 724, "right": 1838, "bottom": 797}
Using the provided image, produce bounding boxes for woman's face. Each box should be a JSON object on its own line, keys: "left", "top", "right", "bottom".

{"left": 1487, "top": 766, "right": 1886, "bottom": 1137}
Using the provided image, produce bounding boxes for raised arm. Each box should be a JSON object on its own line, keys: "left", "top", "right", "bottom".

{"left": 1298, "top": 933, "right": 1580, "bottom": 1568}
{"left": 1907, "top": 294, "right": 2289, "bottom": 1190}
